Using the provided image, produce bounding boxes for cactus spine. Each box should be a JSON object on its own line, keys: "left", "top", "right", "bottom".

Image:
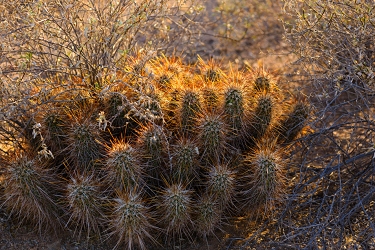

{"left": 180, "top": 90, "right": 201, "bottom": 135}
{"left": 241, "top": 140, "right": 285, "bottom": 214}
{"left": 104, "top": 140, "right": 143, "bottom": 191}
{"left": 1, "top": 153, "right": 59, "bottom": 233}
{"left": 252, "top": 94, "right": 274, "bottom": 140}
{"left": 109, "top": 189, "right": 155, "bottom": 250}
{"left": 170, "top": 138, "right": 199, "bottom": 183}
{"left": 65, "top": 172, "right": 105, "bottom": 239}
{"left": 198, "top": 113, "right": 227, "bottom": 163}
{"left": 158, "top": 183, "right": 193, "bottom": 238}
{"left": 278, "top": 101, "right": 309, "bottom": 143}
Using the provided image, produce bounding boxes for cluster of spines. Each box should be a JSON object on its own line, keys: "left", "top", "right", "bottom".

{"left": 170, "top": 138, "right": 198, "bottom": 183}
{"left": 65, "top": 172, "right": 106, "bottom": 239}
{"left": 240, "top": 140, "right": 285, "bottom": 215}
{"left": 0, "top": 55, "right": 309, "bottom": 249}
{"left": 103, "top": 140, "right": 143, "bottom": 191}
{"left": 1, "top": 153, "right": 60, "bottom": 233}
{"left": 109, "top": 189, "right": 155, "bottom": 250}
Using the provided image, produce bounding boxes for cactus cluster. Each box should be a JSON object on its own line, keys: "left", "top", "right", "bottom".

{"left": 0, "top": 55, "right": 309, "bottom": 249}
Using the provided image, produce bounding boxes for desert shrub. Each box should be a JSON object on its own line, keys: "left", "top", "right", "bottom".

{"left": 284, "top": 0, "right": 375, "bottom": 94}
{"left": 236, "top": 1, "right": 375, "bottom": 249}
{"left": 0, "top": 0, "right": 202, "bottom": 154}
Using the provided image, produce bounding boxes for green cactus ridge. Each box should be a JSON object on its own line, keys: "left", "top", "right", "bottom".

{"left": 202, "top": 88, "right": 219, "bottom": 112}
{"left": 240, "top": 143, "right": 285, "bottom": 215}
{"left": 205, "top": 69, "right": 221, "bottom": 82}
{"left": 252, "top": 94, "right": 274, "bottom": 139}
{"left": 139, "top": 125, "right": 164, "bottom": 160}
{"left": 278, "top": 102, "right": 309, "bottom": 143}
{"left": 195, "top": 195, "right": 222, "bottom": 236}
{"left": 207, "top": 164, "right": 236, "bottom": 208}
{"left": 66, "top": 173, "right": 105, "bottom": 238}
{"left": 199, "top": 114, "right": 226, "bottom": 161}
{"left": 258, "top": 155, "right": 277, "bottom": 192}
{"left": 65, "top": 118, "right": 104, "bottom": 170}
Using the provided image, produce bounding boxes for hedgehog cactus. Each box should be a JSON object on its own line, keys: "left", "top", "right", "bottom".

{"left": 65, "top": 172, "right": 105, "bottom": 239}
{"left": 1, "top": 153, "right": 60, "bottom": 233}
{"left": 254, "top": 76, "right": 271, "bottom": 92}
{"left": 158, "top": 182, "right": 193, "bottom": 238}
{"left": 206, "top": 163, "right": 236, "bottom": 209}
{"left": 180, "top": 90, "right": 201, "bottom": 135}
{"left": 104, "top": 140, "right": 143, "bottom": 191}
{"left": 41, "top": 112, "right": 66, "bottom": 153}
{"left": 241, "top": 140, "right": 285, "bottom": 214}
{"left": 137, "top": 124, "right": 165, "bottom": 167}
{"left": 64, "top": 116, "right": 104, "bottom": 171}
{"left": 205, "top": 69, "right": 221, "bottom": 82}
{"left": 104, "top": 92, "right": 128, "bottom": 134}
{"left": 198, "top": 113, "right": 227, "bottom": 163}
{"left": 197, "top": 56, "right": 222, "bottom": 83}
{"left": 163, "top": 89, "right": 181, "bottom": 132}
{"left": 170, "top": 138, "right": 199, "bottom": 183}
{"left": 277, "top": 101, "right": 310, "bottom": 143}
{"left": 0, "top": 55, "right": 310, "bottom": 248}
{"left": 194, "top": 194, "right": 222, "bottom": 237}
{"left": 202, "top": 87, "right": 219, "bottom": 112}
{"left": 109, "top": 189, "right": 155, "bottom": 250}
{"left": 224, "top": 87, "right": 245, "bottom": 133}
{"left": 252, "top": 94, "right": 274, "bottom": 140}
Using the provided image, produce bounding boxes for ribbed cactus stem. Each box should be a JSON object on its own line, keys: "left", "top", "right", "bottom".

{"left": 257, "top": 155, "right": 277, "bottom": 195}
{"left": 199, "top": 114, "right": 226, "bottom": 162}
{"left": 224, "top": 87, "right": 244, "bottom": 132}
{"left": 252, "top": 94, "right": 273, "bottom": 139}
{"left": 66, "top": 173, "right": 105, "bottom": 239}
{"left": 43, "top": 112, "right": 65, "bottom": 152}
{"left": 110, "top": 190, "right": 155, "bottom": 250}
{"left": 171, "top": 139, "right": 199, "bottom": 182}
{"left": 2, "top": 154, "right": 59, "bottom": 233}
{"left": 106, "top": 93, "right": 127, "bottom": 130}
{"left": 159, "top": 183, "right": 193, "bottom": 236}
{"left": 181, "top": 91, "right": 201, "bottom": 135}
{"left": 241, "top": 142, "right": 284, "bottom": 213}
{"left": 207, "top": 164, "right": 235, "bottom": 209}
{"left": 66, "top": 118, "right": 103, "bottom": 171}
{"left": 138, "top": 124, "right": 164, "bottom": 166}
{"left": 194, "top": 194, "right": 222, "bottom": 237}
{"left": 105, "top": 141, "right": 142, "bottom": 191}
{"left": 205, "top": 69, "right": 220, "bottom": 82}
{"left": 202, "top": 88, "right": 219, "bottom": 112}
{"left": 278, "top": 102, "right": 309, "bottom": 143}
